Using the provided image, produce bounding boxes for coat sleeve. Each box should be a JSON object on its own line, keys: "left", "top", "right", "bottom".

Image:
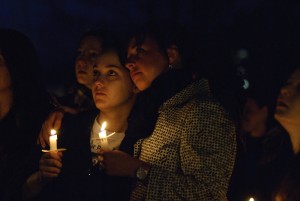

{"left": 145, "top": 99, "right": 236, "bottom": 201}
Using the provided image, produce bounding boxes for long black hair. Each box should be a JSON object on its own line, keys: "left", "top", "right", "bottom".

{"left": 0, "top": 28, "right": 51, "bottom": 127}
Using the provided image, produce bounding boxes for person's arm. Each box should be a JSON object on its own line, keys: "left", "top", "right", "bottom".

{"left": 22, "top": 152, "right": 63, "bottom": 200}
{"left": 22, "top": 172, "right": 46, "bottom": 200}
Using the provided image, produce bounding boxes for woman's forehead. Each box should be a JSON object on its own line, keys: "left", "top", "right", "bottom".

{"left": 96, "top": 51, "right": 120, "bottom": 65}
{"left": 80, "top": 35, "right": 102, "bottom": 47}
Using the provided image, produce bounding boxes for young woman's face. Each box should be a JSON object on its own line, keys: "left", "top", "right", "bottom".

{"left": 75, "top": 35, "right": 102, "bottom": 89}
{"left": 275, "top": 68, "right": 300, "bottom": 124}
{"left": 0, "top": 53, "right": 12, "bottom": 92}
{"left": 92, "top": 50, "right": 137, "bottom": 111}
{"left": 125, "top": 37, "right": 169, "bottom": 91}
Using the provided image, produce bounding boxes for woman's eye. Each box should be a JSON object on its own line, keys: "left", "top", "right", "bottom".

{"left": 136, "top": 47, "right": 145, "bottom": 54}
{"left": 90, "top": 52, "right": 98, "bottom": 58}
{"left": 93, "top": 70, "right": 100, "bottom": 79}
{"left": 108, "top": 70, "right": 117, "bottom": 76}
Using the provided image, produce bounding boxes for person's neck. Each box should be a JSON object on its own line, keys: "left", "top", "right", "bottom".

{"left": 0, "top": 89, "right": 13, "bottom": 120}
{"left": 281, "top": 121, "right": 300, "bottom": 154}
{"left": 97, "top": 99, "right": 136, "bottom": 133}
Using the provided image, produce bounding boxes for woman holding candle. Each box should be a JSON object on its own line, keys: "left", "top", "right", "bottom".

{"left": 0, "top": 28, "right": 53, "bottom": 200}
{"left": 5, "top": 29, "right": 110, "bottom": 201}
{"left": 100, "top": 25, "right": 237, "bottom": 200}
{"left": 21, "top": 32, "right": 139, "bottom": 201}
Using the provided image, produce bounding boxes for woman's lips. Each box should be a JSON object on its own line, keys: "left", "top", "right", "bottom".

{"left": 130, "top": 71, "right": 142, "bottom": 79}
{"left": 276, "top": 100, "right": 288, "bottom": 108}
{"left": 95, "top": 91, "right": 106, "bottom": 96}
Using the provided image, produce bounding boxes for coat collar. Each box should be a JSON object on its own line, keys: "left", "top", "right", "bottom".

{"left": 161, "top": 79, "right": 211, "bottom": 109}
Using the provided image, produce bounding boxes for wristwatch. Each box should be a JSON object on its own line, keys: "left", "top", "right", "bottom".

{"left": 135, "top": 166, "right": 149, "bottom": 181}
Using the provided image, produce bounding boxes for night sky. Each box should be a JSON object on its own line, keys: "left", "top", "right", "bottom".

{"left": 1, "top": 0, "right": 300, "bottom": 95}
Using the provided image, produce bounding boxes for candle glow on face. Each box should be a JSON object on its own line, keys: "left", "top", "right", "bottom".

{"left": 49, "top": 129, "right": 57, "bottom": 151}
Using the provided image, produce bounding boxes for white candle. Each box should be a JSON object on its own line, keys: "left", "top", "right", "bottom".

{"left": 49, "top": 129, "right": 57, "bottom": 151}
{"left": 99, "top": 121, "right": 108, "bottom": 150}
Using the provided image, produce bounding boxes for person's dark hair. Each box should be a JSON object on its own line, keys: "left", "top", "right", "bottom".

{"left": 246, "top": 88, "right": 269, "bottom": 109}
{"left": 205, "top": 48, "right": 245, "bottom": 127}
{"left": 85, "top": 29, "right": 126, "bottom": 68}
{"left": 162, "top": 21, "right": 196, "bottom": 69}
{"left": 126, "top": 23, "right": 169, "bottom": 58}
{"left": 0, "top": 28, "right": 51, "bottom": 126}
{"left": 125, "top": 22, "right": 202, "bottom": 75}
{"left": 245, "top": 85, "right": 278, "bottom": 130}
{"left": 79, "top": 29, "right": 126, "bottom": 67}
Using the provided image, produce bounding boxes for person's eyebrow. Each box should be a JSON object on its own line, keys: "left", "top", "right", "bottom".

{"left": 104, "top": 64, "right": 123, "bottom": 69}
{"left": 134, "top": 44, "right": 139, "bottom": 48}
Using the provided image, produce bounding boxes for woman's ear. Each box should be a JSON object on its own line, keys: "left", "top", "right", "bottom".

{"left": 167, "top": 45, "right": 179, "bottom": 65}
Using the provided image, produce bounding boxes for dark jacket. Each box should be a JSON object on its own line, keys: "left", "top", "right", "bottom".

{"left": 1, "top": 102, "right": 53, "bottom": 201}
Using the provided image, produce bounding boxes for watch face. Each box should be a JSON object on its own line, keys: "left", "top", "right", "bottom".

{"left": 136, "top": 167, "right": 148, "bottom": 180}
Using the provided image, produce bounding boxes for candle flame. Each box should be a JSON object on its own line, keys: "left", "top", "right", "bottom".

{"left": 99, "top": 121, "right": 107, "bottom": 139}
{"left": 249, "top": 198, "right": 255, "bottom": 201}
{"left": 101, "top": 121, "right": 107, "bottom": 131}
{"left": 50, "top": 129, "right": 57, "bottom": 136}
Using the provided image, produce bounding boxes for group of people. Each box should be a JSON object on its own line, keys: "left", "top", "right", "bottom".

{"left": 0, "top": 22, "right": 300, "bottom": 201}
{"left": 228, "top": 63, "right": 300, "bottom": 200}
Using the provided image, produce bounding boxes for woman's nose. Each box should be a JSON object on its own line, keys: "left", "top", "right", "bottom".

{"left": 94, "top": 78, "right": 105, "bottom": 87}
{"left": 94, "top": 72, "right": 107, "bottom": 85}
{"left": 280, "top": 86, "right": 290, "bottom": 97}
{"left": 125, "top": 56, "right": 137, "bottom": 71}
{"left": 125, "top": 62, "right": 135, "bottom": 71}
{"left": 76, "top": 59, "right": 87, "bottom": 68}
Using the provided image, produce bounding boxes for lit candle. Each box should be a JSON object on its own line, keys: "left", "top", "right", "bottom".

{"left": 49, "top": 129, "right": 57, "bottom": 151}
{"left": 99, "top": 121, "right": 108, "bottom": 150}
{"left": 249, "top": 197, "right": 255, "bottom": 201}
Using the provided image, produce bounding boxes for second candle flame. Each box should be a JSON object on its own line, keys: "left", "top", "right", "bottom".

{"left": 99, "top": 121, "right": 107, "bottom": 138}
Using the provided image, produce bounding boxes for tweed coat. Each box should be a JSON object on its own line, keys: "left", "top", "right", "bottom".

{"left": 132, "top": 79, "right": 236, "bottom": 201}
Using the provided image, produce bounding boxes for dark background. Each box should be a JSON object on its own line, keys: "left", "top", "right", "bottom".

{"left": 1, "top": 0, "right": 300, "bottom": 96}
